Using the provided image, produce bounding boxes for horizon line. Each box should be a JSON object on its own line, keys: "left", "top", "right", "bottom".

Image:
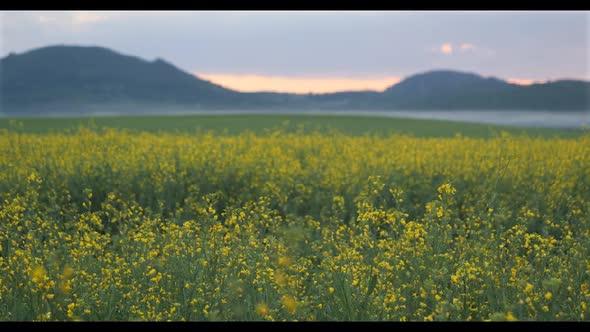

{"left": 3, "top": 44, "right": 589, "bottom": 94}
{"left": 196, "top": 72, "right": 586, "bottom": 94}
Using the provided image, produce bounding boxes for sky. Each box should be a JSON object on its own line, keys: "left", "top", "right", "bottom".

{"left": 1, "top": 11, "right": 589, "bottom": 93}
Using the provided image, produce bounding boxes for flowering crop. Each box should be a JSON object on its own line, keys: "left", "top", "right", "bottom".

{"left": 0, "top": 128, "right": 589, "bottom": 321}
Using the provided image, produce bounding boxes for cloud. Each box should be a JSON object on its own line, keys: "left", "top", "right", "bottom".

{"left": 506, "top": 78, "right": 547, "bottom": 85}
{"left": 30, "top": 11, "right": 117, "bottom": 26}
{"left": 438, "top": 42, "right": 475, "bottom": 55}
{"left": 440, "top": 43, "right": 453, "bottom": 55}
{"left": 71, "top": 12, "right": 114, "bottom": 25}
{"left": 2, "top": 11, "right": 586, "bottom": 80}
{"left": 460, "top": 43, "right": 475, "bottom": 51}
{"left": 37, "top": 15, "right": 58, "bottom": 24}
{"left": 30, "top": 12, "right": 70, "bottom": 25}
{"left": 196, "top": 73, "right": 402, "bottom": 93}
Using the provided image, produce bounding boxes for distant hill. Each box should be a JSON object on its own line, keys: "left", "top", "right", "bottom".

{"left": 1, "top": 45, "right": 589, "bottom": 114}
{"left": 380, "top": 70, "right": 511, "bottom": 108}
{"left": 0, "top": 45, "right": 262, "bottom": 114}
{"left": 379, "top": 70, "right": 590, "bottom": 110}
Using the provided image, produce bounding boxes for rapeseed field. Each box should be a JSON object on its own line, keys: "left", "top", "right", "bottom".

{"left": 0, "top": 127, "right": 589, "bottom": 321}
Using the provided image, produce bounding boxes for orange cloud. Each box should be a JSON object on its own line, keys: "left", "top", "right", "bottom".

{"left": 440, "top": 43, "right": 453, "bottom": 55}
{"left": 196, "top": 73, "right": 402, "bottom": 93}
{"left": 506, "top": 78, "right": 547, "bottom": 85}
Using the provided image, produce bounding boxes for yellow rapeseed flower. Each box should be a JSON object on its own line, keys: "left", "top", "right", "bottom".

{"left": 67, "top": 303, "right": 76, "bottom": 318}
{"left": 278, "top": 256, "right": 292, "bottom": 267}
{"left": 62, "top": 266, "right": 74, "bottom": 279}
{"left": 256, "top": 302, "right": 270, "bottom": 317}
{"left": 505, "top": 312, "right": 517, "bottom": 321}
{"left": 282, "top": 295, "right": 298, "bottom": 314}
{"left": 31, "top": 265, "right": 47, "bottom": 285}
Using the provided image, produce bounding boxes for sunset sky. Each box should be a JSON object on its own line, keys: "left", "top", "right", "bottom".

{"left": 1, "top": 11, "right": 588, "bottom": 93}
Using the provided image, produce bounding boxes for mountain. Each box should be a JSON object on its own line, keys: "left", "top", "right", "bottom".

{"left": 1, "top": 45, "right": 589, "bottom": 114}
{"left": 491, "top": 80, "right": 590, "bottom": 110}
{"left": 380, "top": 70, "right": 512, "bottom": 108}
{"left": 379, "top": 70, "right": 590, "bottom": 110}
{"left": 0, "top": 45, "right": 266, "bottom": 114}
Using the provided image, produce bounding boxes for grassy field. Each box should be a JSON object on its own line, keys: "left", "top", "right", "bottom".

{"left": 0, "top": 114, "right": 589, "bottom": 321}
{"left": 0, "top": 113, "right": 585, "bottom": 138}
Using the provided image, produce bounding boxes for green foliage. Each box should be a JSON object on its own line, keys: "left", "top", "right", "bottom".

{"left": 0, "top": 114, "right": 584, "bottom": 138}
{"left": 0, "top": 128, "right": 589, "bottom": 321}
